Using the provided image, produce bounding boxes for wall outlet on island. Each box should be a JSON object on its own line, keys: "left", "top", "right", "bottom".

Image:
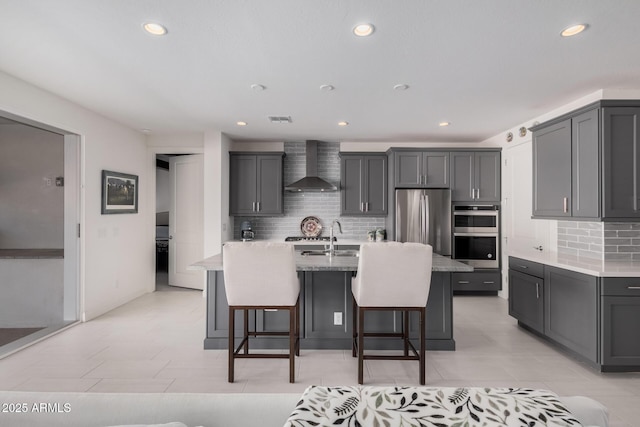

{"left": 333, "top": 312, "right": 342, "bottom": 326}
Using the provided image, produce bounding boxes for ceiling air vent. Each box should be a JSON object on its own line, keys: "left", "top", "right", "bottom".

{"left": 268, "top": 116, "right": 292, "bottom": 124}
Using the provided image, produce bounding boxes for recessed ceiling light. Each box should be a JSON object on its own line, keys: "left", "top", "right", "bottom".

{"left": 561, "top": 24, "right": 587, "bottom": 37}
{"left": 439, "top": 122, "right": 450, "bottom": 127}
{"left": 353, "top": 23, "right": 375, "bottom": 37}
{"left": 338, "top": 121, "right": 349, "bottom": 126}
{"left": 250, "top": 84, "right": 266, "bottom": 91}
{"left": 393, "top": 84, "right": 409, "bottom": 91}
{"left": 236, "top": 121, "right": 247, "bottom": 126}
{"left": 143, "top": 22, "right": 167, "bottom": 36}
{"left": 319, "top": 84, "right": 335, "bottom": 92}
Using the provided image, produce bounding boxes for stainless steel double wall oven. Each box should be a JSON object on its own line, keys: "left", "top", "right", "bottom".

{"left": 452, "top": 204, "right": 500, "bottom": 268}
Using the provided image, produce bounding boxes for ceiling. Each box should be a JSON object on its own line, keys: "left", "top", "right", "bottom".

{"left": 1, "top": 1, "right": 640, "bottom": 143}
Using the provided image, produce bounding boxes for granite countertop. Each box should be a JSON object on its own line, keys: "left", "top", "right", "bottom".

{"left": 509, "top": 246, "right": 640, "bottom": 277}
{"left": 190, "top": 251, "right": 472, "bottom": 273}
{"left": 0, "top": 249, "right": 64, "bottom": 259}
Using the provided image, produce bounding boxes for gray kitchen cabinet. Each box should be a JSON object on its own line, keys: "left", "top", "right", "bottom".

{"left": 544, "top": 266, "right": 599, "bottom": 364}
{"left": 601, "top": 278, "right": 640, "bottom": 368}
{"left": 340, "top": 153, "right": 387, "bottom": 215}
{"left": 602, "top": 107, "right": 640, "bottom": 218}
{"left": 452, "top": 270, "right": 501, "bottom": 293}
{"left": 572, "top": 108, "right": 600, "bottom": 218}
{"left": 532, "top": 101, "right": 640, "bottom": 220}
{"left": 450, "top": 151, "right": 501, "bottom": 202}
{"left": 532, "top": 119, "right": 572, "bottom": 217}
{"left": 392, "top": 151, "right": 449, "bottom": 188}
{"left": 304, "top": 271, "right": 353, "bottom": 342}
{"left": 229, "top": 152, "right": 284, "bottom": 216}
{"left": 508, "top": 258, "right": 544, "bottom": 334}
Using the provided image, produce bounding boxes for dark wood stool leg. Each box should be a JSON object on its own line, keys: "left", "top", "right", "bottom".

{"left": 243, "top": 309, "right": 249, "bottom": 354}
{"left": 358, "top": 306, "right": 365, "bottom": 384}
{"left": 228, "top": 306, "right": 235, "bottom": 383}
{"left": 419, "top": 307, "right": 426, "bottom": 385}
{"left": 289, "top": 305, "right": 296, "bottom": 383}
{"left": 352, "top": 295, "right": 357, "bottom": 357}
{"left": 295, "top": 299, "right": 300, "bottom": 357}
{"left": 403, "top": 310, "right": 410, "bottom": 357}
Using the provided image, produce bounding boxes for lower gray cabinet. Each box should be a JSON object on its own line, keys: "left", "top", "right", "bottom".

{"left": 601, "top": 278, "right": 640, "bottom": 368}
{"left": 544, "top": 266, "right": 599, "bottom": 364}
{"left": 508, "top": 269, "right": 544, "bottom": 334}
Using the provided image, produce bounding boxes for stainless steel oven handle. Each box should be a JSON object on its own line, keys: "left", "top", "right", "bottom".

{"left": 453, "top": 232, "right": 499, "bottom": 237}
{"left": 453, "top": 211, "right": 498, "bottom": 216}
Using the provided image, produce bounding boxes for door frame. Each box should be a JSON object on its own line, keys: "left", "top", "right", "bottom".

{"left": 147, "top": 145, "right": 204, "bottom": 292}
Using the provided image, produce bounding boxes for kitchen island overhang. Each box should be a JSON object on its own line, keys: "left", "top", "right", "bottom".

{"left": 191, "top": 251, "right": 472, "bottom": 351}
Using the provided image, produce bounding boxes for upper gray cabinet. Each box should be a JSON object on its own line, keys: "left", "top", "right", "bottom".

{"left": 450, "top": 151, "right": 501, "bottom": 202}
{"left": 532, "top": 101, "right": 640, "bottom": 220}
{"left": 229, "top": 152, "right": 284, "bottom": 216}
{"left": 340, "top": 153, "right": 387, "bottom": 216}
{"left": 392, "top": 151, "right": 449, "bottom": 188}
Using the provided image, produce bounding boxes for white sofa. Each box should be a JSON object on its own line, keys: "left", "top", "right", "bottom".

{"left": 0, "top": 391, "right": 608, "bottom": 427}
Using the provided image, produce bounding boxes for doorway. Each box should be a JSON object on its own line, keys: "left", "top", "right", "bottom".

{"left": 0, "top": 113, "right": 80, "bottom": 357}
{"left": 152, "top": 151, "right": 205, "bottom": 291}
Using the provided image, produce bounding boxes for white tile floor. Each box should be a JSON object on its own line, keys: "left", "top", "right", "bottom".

{"left": 0, "top": 287, "right": 638, "bottom": 426}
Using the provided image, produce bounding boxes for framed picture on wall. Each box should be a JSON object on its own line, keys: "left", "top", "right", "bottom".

{"left": 101, "top": 170, "right": 139, "bottom": 214}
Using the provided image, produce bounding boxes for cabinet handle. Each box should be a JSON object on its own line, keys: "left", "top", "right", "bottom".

{"left": 519, "top": 265, "right": 528, "bottom": 269}
{"left": 483, "top": 281, "right": 495, "bottom": 284}
{"left": 563, "top": 197, "right": 568, "bottom": 213}
{"left": 252, "top": 202, "right": 256, "bottom": 212}
{"left": 422, "top": 175, "right": 427, "bottom": 185}
{"left": 476, "top": 188, "right": 480, "bottom": 199}
{"left": 264, "top": 309, "right": 278, "bottom": 312}
{"left": 256, "top": 202, "right": 261, "bottom": 212}
{"left": 628, "top": 286, "right": 640, "bottom": 290}
{"left": 536, "top": 283, "right": 540, "bottom": 299}
{"left": 366, "top": 202, "right": 370, "bottom": 212}
{"left": 360, "top": 202, "right": 364, "bottom": 212}
{"left": 457, "top": 281, "right": 470, "bottom": 284}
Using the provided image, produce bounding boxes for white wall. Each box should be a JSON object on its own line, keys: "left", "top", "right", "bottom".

{"left": 0, "top": 70, "right": 152, "bottom": 321}
{"left": 0, "top": 123, "right": 64, "bottom": 248}
{"left": 156, "top": 167, "right": 170, "bottom": 213}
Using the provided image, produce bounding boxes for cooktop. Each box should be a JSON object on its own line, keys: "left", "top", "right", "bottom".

{"left": 285, "top": 236, "right": 336, "bottom": 242}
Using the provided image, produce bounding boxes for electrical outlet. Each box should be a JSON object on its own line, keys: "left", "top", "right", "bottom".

{"left": 333, "top": 312, "right": 342, "bottom": 326}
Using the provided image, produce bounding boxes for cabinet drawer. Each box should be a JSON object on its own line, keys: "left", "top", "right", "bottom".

{"left": 452, "top": 271, "right": 501, "bottom": 291}
{"left": 601, "top": 277, "right": 640, "bottom": 296}
{"left": 508, "top": 257, "right": 544, "bottom": 278}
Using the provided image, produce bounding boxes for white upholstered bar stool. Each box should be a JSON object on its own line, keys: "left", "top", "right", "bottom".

{"left": 352, "top": 242, "right": 433, "bottom": 385}
{"left": 222, "top": 242, "right": 300, "bottom": 383}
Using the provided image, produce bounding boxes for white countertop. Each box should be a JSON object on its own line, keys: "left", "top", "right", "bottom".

{"left": 509, "top": 246, "right": 640, "bottom": 277}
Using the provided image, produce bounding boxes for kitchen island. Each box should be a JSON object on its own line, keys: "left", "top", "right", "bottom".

{"left": 192, "top": 250, "right": 472, "bottom": 351}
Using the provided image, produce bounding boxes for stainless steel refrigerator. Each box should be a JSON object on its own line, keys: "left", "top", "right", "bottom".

{"left": 395, "top": 189, "right": 451, "bottom": 256}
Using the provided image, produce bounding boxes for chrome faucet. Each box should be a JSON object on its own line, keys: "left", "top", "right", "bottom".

{"left": 328, "top": 220, "right": 343, "bottom": 256}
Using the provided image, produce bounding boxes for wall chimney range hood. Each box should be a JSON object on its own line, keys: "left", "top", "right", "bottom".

{"left": 285, "top": 140, "right": 337, "bottom": 192}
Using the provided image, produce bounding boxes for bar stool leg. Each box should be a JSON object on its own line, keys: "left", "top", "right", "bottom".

{"left": 295, "top": 299, "right": 300, "bottom": 357}
{"left": 352, "top": 296, "right": 357, "bottom": 358}
{"left": 243, "top": 309, "right": 249, "bottom": 354}
{"left": 228, "top": 306, "right": 235, "bottom": 383}
{"left": 419, "top": 307, "right": 426, "bottom": 385}
{"left": 289, "top": 305, "right": 295, "bottom": 383}
{"left": 403, "top": 310, "right": 410, "bottom": 357}
{"left": 358, "top": 306, "right": 365, "bottom": 384}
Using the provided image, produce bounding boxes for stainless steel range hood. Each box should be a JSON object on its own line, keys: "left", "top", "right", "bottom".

{"left": 285, "top": 140, "right": 337, "bottom": 192}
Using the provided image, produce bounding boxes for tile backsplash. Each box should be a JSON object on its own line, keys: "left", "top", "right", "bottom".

{"left": 233, "top": 141, "right": 386, "bottom": 241}
{"left": 557, "top": 221, "right": 640, "bottom": 260}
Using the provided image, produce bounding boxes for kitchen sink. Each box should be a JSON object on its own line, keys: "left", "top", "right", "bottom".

{"left": 300, "top": 249, "right": 359, "bottom": 257}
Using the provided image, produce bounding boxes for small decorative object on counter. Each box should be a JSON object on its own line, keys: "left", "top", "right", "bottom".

{"left": 376, "top": 228, "right": 385, "bottom": 242}
{"left": 367, "top": 230, "right": 376, "bottom": 241}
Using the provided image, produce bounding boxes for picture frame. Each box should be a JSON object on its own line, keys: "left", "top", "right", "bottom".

{"left": 101, "top": 170, "right": 139, "bottom": 214}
